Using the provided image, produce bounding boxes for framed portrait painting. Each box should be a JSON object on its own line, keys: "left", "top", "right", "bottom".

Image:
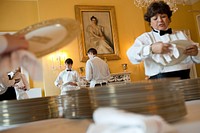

{"left": 75, "top": 5, "right": 120, "bottom": 62}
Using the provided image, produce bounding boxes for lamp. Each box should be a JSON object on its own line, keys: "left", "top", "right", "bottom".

{"left": 133, "top": 0, "right": 187, "bottom": 12}
{"left": 50, "top": 51, "right": 67, "bottom": 70}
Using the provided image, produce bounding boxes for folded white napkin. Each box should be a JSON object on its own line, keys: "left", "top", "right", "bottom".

{"left": 0, "top": 50, "right": 42, "bottom": 81}
{"left": 152, "top": 44, "right": 179, "bottom": 66}
{"left": 87, "top": 107, "right": 177, "bottom": 133}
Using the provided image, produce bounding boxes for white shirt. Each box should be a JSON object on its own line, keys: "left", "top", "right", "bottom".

{"left": 86, "top": 56, "right": 110, "bottom": 87}
{"left": 127, "top": 30, "right": 200, "bottom": 77}
{"left": 54, "top": 69, "right": 80, "bottom": 95}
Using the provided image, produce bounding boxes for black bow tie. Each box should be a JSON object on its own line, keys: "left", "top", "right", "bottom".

{"left": 153, "top": 28, "right": 172, "bottom": 36}
{"left": 67, "top": 70, "right": 72, "bottom": 71}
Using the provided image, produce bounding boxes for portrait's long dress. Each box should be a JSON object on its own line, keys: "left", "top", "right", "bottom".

{"left": 87, "top": 25, "right": 114, "bottom": 54}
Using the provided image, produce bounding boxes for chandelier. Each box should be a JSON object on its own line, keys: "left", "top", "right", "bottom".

{"left": 133, "top": 0, "right": 186, "bottom": 12}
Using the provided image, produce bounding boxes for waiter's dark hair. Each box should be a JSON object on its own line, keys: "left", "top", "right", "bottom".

{"left": 65, "top": 58, "right": 73, "bottom": 65}
{"left": 144, "top": 1, "right": 172, "bottom": 22}
{"left": 87, "top": 48, "right": 97, "bottom": 55}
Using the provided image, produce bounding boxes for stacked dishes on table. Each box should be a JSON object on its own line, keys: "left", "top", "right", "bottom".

{"left": 89, "top": 79, "right": 187, "bottom": 123}
{"left": 172, "top": 78, "right": 200, "bottom": 101}
{"left": 0, "top": 96, "right": 61, "bottom": 126}
{"left": 60, "top": 88, "right": 93, "bottom": 119}
{"left": 0, "top": 88, "right": 92, "bottom": 126}
{"left": 2, "top": 77, "right": 198, "bottom": 126}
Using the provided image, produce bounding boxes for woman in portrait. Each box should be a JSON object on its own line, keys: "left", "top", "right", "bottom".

{"left": 86, "top": 16, "right": 114, "bottom": 54}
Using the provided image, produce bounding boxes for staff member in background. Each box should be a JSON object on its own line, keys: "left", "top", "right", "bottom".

{"left": 54, "top": 58, "right": 80, "bottom": 95}
{"left": 127, "top": 1, "right": 200, "bottom": 80}
{"left": 0, "top": 34, "right": 29, "bottom": 100}
{"left": 12, "top": 68, "right": 30, "bottom": 100}
{"left": 85, "top": 48, "right": 110, "bottom": 88}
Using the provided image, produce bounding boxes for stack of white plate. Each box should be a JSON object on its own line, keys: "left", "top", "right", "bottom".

{"left": 0, "top": 88, "right": 92, "bottom": 126}
{"left": 89, "top": 79, "right": 187, "bottom": 122}
{"left": 59, "top": 88, "right": 93, "bottom": 119}
{"left": 0, "top": 96, "right": 61, "bottom": 126}
{"left": 172, "top": 78, "right": 200, "bottom": 101}
{"left": 1, "top": 79, "right": 192, "bottom": 126}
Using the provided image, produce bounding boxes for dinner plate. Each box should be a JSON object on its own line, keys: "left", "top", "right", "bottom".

{"left": 15, "top": 18, "right": 80, "bottom": 57}
{"left": 166, "top": 40, "right": 192, "bottom": 66}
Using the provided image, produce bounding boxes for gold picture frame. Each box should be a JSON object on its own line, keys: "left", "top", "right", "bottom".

{"left": 75, "top": 5, "right": 120, "bottom": 62}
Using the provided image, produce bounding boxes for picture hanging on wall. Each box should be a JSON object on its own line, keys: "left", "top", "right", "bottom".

{"left": 75, "top": 5, "right": 120, "bottom": 62}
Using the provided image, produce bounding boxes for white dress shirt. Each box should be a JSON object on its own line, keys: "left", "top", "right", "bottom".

{"left": 127, "top": 30, "right": 200, "bottom": 77}
{"left": 54, "top": 69, "right": 80, "bottom": 95}
{"left": 86, "top": 56, "right": 110, "bottom": 87}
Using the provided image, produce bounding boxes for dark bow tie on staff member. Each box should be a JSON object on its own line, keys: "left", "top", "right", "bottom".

{"left": 152, "top": 28, "right": 172, "bottom": 36}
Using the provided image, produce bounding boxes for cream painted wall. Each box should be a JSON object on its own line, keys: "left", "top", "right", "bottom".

{"left": 0, "top": 0, "right": 200, "bottom": 96}
{"left": 171, "top": 5, "right": 198, "bottom": 41}
{"left": 0, "top": 0, "right": 39, "bottom": 31}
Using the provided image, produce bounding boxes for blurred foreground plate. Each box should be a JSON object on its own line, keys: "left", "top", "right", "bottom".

{"left": 15, "top": 18, "right": 80, "bottom": 57}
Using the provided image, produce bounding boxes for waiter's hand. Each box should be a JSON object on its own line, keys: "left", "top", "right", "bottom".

{"left": 1, "top": 73, "right": 15, "bottom": 87}
{"left": 67, "top": 82, "right": 77, "bottom": 86}
{"left": 2, "top": 34, "right": 29, "bottom": 55}
{"left": 151, "top": 42, "right": 172, "bottom": 54}
{"left": 184, "top": 45, "right": 198, "bottom": 56}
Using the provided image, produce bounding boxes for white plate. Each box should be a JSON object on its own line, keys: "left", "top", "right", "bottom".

{"left": 15, "top": 18, "right": 80, "bottom": 57}
{"left": 166, "top": 40, "right": 192, "bottom": 66}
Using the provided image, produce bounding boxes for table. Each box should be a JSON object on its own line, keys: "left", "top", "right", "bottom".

{"left": 80, "top": 72, "right": 131, "bottom": 85}
{"left": 1, "top": 100, "right": 200, "bottom": 133}
{"left": 173, "top": 100, "right": 200, "bottom": 133}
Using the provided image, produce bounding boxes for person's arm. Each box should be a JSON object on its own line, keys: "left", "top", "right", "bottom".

{"left": 0, "top": 73, "right": 15, "bottom": 95}
{"left": 126, "top": 34, "right": 151, "bottom": 64}
{"left": 85, "top": 61, "right": 93, "bottom": 81}
{"left": 21, "top": 74, "right": 30, "bottom": 90}
{"left": 105, "top": 63, "right": 111, "bottom": 80}
{"left": 179, "top": 31, "right": 200, "bottom": 63}
{"left": 126, "top": 32, "right": 172, "bottom": 64}
{"left": 0, "top": 79, "right": 7, "bottom": 95}
{"left": 54, "top": 73, "right": 62, "bottom": 88}
{"left": 14, "top": 73, "right": 30, "bottom": 91}
{"left": 74, "top": 71, "right": 80, "bottom": 86}
{"left": 0, "top": 34, "right": 28, "bottom": 95}
{"left": 0, "top": 34, "right": 28, "bottom": 55}
{"left": 185, "top": 43, "right": 200, "bottom": 63}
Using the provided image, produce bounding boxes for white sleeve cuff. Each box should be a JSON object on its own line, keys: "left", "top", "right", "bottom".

{"left": 0, "top": 36, "right": 8, "bottom": 54}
